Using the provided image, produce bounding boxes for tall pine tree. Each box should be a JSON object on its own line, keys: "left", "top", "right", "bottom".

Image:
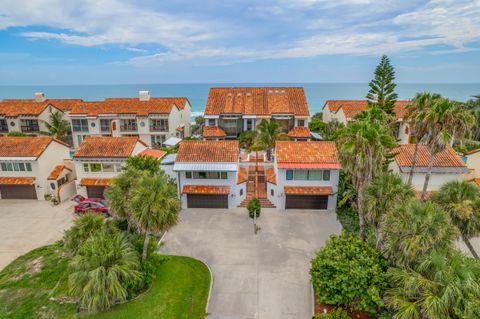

{"left": 366, "top": 55, "right": 398, "bottom": 114}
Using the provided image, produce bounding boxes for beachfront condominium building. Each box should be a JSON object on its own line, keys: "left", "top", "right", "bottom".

{"left": 202, "top": 87, "right": 311, "bottom": 140}
{"left": 68, "top": 91, "right": 192, "bottom": 148}
{"left": 322, "top": 100, "right": 412, "bottom": 144}
{"left": 0, "top": 92, "right": 83, "bottom": 136}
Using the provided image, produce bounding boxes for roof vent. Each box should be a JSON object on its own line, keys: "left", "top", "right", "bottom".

{"left": 237, "top": 92, "right": 242, "bottom": 97}
{"left": 246, "top": 92, "right": 252, "bottom": 96}
{"left": 275, "top": 90, "right": 280, "bottom": 93}
{"left": 281, "top": 90, "right": 286, "bottom": 93}
{"left": 139, "top": 90, "right": 151, "bottom": 101}
{"left": 268, "top": 90, "right": 273, "bottom": 94}
{"left": 35, "top": 92, "right": 46, "bottom": 102}
{"left": 227, "top": 93, "right": 233, "bottom": 97}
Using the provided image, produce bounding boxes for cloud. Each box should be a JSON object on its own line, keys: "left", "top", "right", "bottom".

{"left": 1, "top": 0, "right": 480, "bottom": 66}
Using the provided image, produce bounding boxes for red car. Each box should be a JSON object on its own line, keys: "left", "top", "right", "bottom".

{"left": 74, "top": 200, "right": 110, "bottom": 216}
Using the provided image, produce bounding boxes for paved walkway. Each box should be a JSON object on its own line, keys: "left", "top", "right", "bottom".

{"left": 160, "top": 208, "right": 341, "bottom": 319}
{"left": 0, "top": 200, "right": 75, "bottom": 270}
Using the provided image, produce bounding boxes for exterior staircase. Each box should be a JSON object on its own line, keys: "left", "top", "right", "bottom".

{"left": 238, "top": 164, "right": 276, "bottom": 208}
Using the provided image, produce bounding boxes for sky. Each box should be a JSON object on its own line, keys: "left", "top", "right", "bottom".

{"left": 0, "top": 0, "right": 479, "bottom": 85}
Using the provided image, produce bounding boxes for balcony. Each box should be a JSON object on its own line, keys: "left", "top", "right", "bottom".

{"left": 21, "top": 125, "right": 40, "bottom": 133}
{"left": 120, "top": 123, "right": 137, "bottom": 132}
{"left": 149, "top": 125, "right": 168, "bottom": 132}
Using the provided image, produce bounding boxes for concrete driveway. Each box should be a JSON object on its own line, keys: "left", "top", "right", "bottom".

{"left": 160, "top": 208, "right": 342, "bottom": 319}
{"left": 0, "top": 200, "right": 75, "bottom": 270}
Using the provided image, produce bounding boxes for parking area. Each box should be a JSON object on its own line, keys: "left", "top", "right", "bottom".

{"left": 160, "top": 208, "right": 342, "bottom": 319}
{"left": 0, "top": 200, "right": 75, "bottom": 270}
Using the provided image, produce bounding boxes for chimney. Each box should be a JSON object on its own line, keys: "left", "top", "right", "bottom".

{"left": 35, "top": 92, "right": 46, "bottom": 102}
{"left": 139, "top": 90, "right": 151, "bottom": 101}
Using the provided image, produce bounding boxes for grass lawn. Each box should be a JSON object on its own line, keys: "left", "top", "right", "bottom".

{"left": 0, "top": 243, "right": 210, "bottom": 319}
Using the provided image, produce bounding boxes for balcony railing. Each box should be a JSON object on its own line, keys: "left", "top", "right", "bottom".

{"left": 120, "top": 124, "right": 137, "bottom": 132}
{"left": 72, "top": 126, "right": 89, "bottom": 132}
{"left": 149, "top": 125, "right": 168, "bottom": 132}
{"left": 21, "top": 125, "right": 40, "bottom": 132}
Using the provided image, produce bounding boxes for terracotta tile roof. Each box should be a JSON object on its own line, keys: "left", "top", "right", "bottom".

{"left": 275, "top": 141, "right": 341, "bottom": 169}
{"left": 47, "top": 165, "right": 72, "bottom": 180}
{"left": 74, "top": 136, "right": 144, "bottom": 158}
{"left": 69, "top": 97, "right": 188, "bottom": 117}
{"left": 80, "top": 178, "right": 112, "bottom": 186}
{"left": 237, "top": 167, "right": 248, "bottom": 184}
{"left": 203, "top": 126, "right": 227, "bottom": 138}
{"left": 324, "top": 100, "right": 411, "bottom": 119}
{"left": 139, "top": 149, "right": 167, "bottom": 159}
{"left": 0, "top": 136, "right": 68, "bottom": 158}
{"left": 471, "top": 178, "right": 480, "bottom": 187}
{"left": 176, "top": 140, "right": 239, "bottom": 163}
{"left": 466, "top": 148, "right": 480, "bottom": 155}
{"left": 182, "top": 185, "right": 230, "bottom": 195}
{"left": 176, "top": 126, "right": 184, "bottom": 132}
{"left": 0, "top": 99, "right": 83, "bottom": 116}
{"left": 204, "top": 87, "right": 309, "bottom": 116}
{"left": 287, "top": 127, "right": 311, "bottom": 138}
{"left": 0, "top": 177, "right": 35, "bottom": 185}
{"left": 394, "top": 144, "right": 466, "bottom": 168}
{"left": 266, "top": 167, "right": 276, "bottom": 184}
{"left": 284, "top": 186, "right": 334, "bottom": 195}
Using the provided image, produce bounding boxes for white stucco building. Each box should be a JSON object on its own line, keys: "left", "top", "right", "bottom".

{"left": 73, "top": 136, "right": 147, "bottom": 198}
{"left": 266, "top": 141, "right": 341, "bottom": 210}
{"left": 322, "top": 100, "right": 412, "bottom": 144}
{"left": 173, "top": 140, "right": 246, "bottom": 209}
{"left": 465, "top": 148, "right": 480, "bottom": 180}
{"left": 202, "top": 87, "right": 311, "bottom": 140}
{"left": 390, "top": 144, "right": 468, "bottom": 193}
{"left": 68, "top": 91, "right": 192, "bottom": 148}
{"left": 0, "top": 136, "right": 72, "bottom": 200}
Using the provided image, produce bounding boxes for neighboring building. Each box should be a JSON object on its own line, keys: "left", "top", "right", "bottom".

{"left": 390, "top": 144, "right": 468, "bottom": 192}
{"left": 68, "top": 91, "right": 192, "bottom": 148}
{"left": 0, "top": 136, "right": 71, "bottom": 200}
{"left": 0, "top": 92, "right": 82, "bottom": 135}
{"left": 203, "top": 87, "right": 311, "bottom": 139}
{"left": 73, "top": 136, "right": 147, "bottom": 198}
{"left": 465, "top": 148, "right": 480, "bottom": 180}
{"left": 173, "top": 140, "right": 246, "bottom": 209}
{"left": 267, "top": 141, "right": 341, "bottom": 210}
{"left": 322, "top": 100, "right": 411, "bottom": 144}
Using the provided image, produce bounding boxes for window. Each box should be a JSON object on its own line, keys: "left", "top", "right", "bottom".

{"left": 102, "top": 163, "right": 114, "bottom": 172}
{"left": 240, "top": 188, "right": 243, "bottom": 196}
{"left": 120, "top": 119, "right": 137, "bottom": 132}
{"left": 0, "top": 162, "right": 32, "bottom": 172}
{"left": 297, "top": 119, "right": 305, "bottom": 127}
{"left": 271, "top": 189, "right": 274, "bottom": 196}
{"left": 100, "top": 119, "right": 111, "bottom": 132}
{"left": 151, "top": 135, "right": 166, "bottom": 148}
{"left": 0, "top": 119, "right": 7, "bottom": 132}
{"left": 286, "top": 169, "right": 330, "bottom": 181}
{"left": 20, "top": 119, "right": 39, "bottom": 132}
{"left": 77, "top": 135, "right": 86, "bottom": 146}
{"left": 149, "top": 119, "right": 169, "bottom": 132}
{"left": 189, "top": 171, "right": 227, "bottom": 179}
{"left": 72, "top": 119, "right": 89, "bottom": 132}
{"left": 208, "top": 119, "right": 216, "bottom": 126}
{"left": 246, "top": 119, "right": 254, "bottom": 130}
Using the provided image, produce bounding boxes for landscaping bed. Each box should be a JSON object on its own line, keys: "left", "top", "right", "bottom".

{"left": 0, "top": 243, "right": 210, "bottom": 319}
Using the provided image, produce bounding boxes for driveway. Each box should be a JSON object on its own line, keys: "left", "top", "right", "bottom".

{"left": 160, "top": 208, "right": 342, "bottom": 319}
{"left": 0, "top": 200, "right": 75, "bottom": 270}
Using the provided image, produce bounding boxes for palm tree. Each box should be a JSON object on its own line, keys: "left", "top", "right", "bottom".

{"left": 420, "top": 98, "right": 474, "bottom": 200}
{"left": 105, "top": 168, "right": 142, "bottom": 232}
{"left": 63, "top": 212, "right": 113, "bottom": 255}
{"left": 385, "top": 250, "right": 480, "bottom": 319}
{"left": 364, "top": 171, "right": 415, "bottom": 247}
{"left": 256, "top": 119, "right": 289, "bottom": 160}
{"left": 128, "top": 171, "right": 180, "bottom": 262}
{"left": 68, "top": 230, "right": 142, "bottom": 313}
{"left": 404, "top": 92, "right": 441, "bottom": 185}
{"left": 431, "top": 181, "right": 480, "bottom": 259}
{"left": 239, "top": 130, "right": 256, "bottom": 149}
{"left": 337, "top": 106, "right": 397, "bottom": 239}
{"left": 381, "top": 200, "right": 457, "bottom": 268}
{"left": 45, "top": 111, "right": 70, "bottom": 141}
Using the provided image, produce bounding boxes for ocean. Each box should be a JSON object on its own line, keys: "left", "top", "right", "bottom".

{"left": 1, "top": 83, "right": 479, "bottom": 118}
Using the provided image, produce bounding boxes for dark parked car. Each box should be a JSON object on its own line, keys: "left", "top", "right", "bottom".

{"left": 74, "top": 200, "right": 110, "bottom": 216}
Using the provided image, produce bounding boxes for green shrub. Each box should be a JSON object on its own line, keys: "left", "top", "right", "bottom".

{"left": 247, "top": 198, "right": 261, "bottom": 218}
{"left": 314, "top": 308, "right": 351, "bottom": 319}
{"left": 6, "top": 131, "right": 26, "bottom": 137}
{"left": 310, "top": 233, "right": 388, "bottom": 314}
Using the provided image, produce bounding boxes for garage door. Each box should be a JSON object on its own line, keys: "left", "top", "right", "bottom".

{"left": 187, "top": 194, "right": 228, "bottom": 208}
{"left": 0, "top": 185, "right": 37, "bottom": 199}
{"left": 285, "top": 195, "right": 328, "bottom": 209}
{"left": 86, "top": 186, "right": 107, "bottom": 199}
